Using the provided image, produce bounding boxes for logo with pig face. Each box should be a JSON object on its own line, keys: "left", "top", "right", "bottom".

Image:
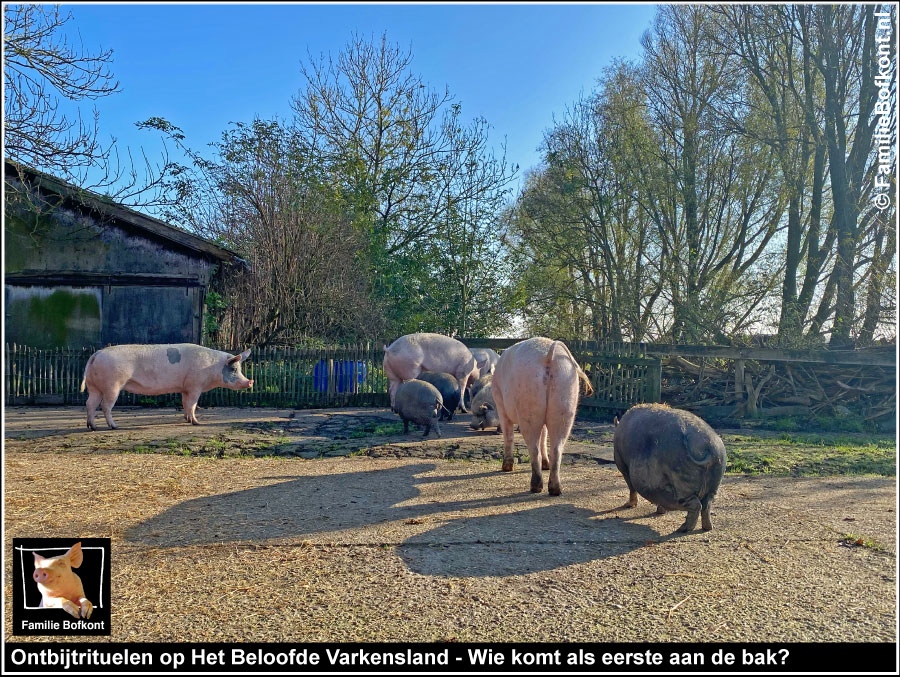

{"left": 13, "top": 538, "right": 111, "bottom": 635}
{"left": 32, "top": 542, "right": 93, "bottom": 619}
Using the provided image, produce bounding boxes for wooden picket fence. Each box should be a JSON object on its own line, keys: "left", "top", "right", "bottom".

{"left": 4, "top": 341, "right": 659, "bottom": 412}
{"left": 570, "top": 341, "right": 661, "bottom": 410}
{"left": 457, "top": 338, "right": 661, "bottom": 411}
{"left": 4, "top": 343, "right": 390, "bottom": 409}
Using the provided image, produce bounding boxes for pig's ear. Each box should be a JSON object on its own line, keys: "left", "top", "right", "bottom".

{"left": 228, "top": 349, "right": 251, "bottom": 365}
{"left": 65, "top": 542, "right": 83, "bottom": 568}
{"left": 33, "top": 552, "right": 46, "bottom": 567}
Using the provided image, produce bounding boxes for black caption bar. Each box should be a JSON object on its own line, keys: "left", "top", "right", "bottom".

{"left": 3, "top": 642, "right": 897, "bottom": 673}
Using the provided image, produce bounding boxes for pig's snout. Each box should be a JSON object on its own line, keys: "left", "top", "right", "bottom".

{"left": 33, "top": 569, "right": 49, "bottom": 583}
{"left": 247, "top": 379, "right": 254, "bottom": 388}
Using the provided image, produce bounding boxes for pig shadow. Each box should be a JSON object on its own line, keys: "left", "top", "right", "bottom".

{"left": 398, "top": 504, "right": 660, "bottom": 577}
{"left": 126, "top": 462, "right": 662, "bottom": 576}
{"left": 126, "top": 463, "right": 537, "bottom": 548}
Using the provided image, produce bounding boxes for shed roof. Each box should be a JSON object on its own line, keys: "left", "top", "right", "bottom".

{"left": 4, "top": 160, "right": 240, "bottom": 262}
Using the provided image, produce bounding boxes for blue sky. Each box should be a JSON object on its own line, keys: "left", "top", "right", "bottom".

{"left": 50, "top": 2, "right": 656, "bottom": 202}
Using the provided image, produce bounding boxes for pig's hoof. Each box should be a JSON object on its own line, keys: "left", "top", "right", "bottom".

{"left": 548, "top": 484, "right": 561, "bottom": 496}
{"left": 530, "top": 476, "right": 543, "bottom": 493}
{"left": 618, "top": 502, "right": 637, "bottom": 510}
{"left": 80, "top": 599, "right": 94, "bottom": 619}
{"left": 191, "top": 420, "right": 201, "bottom": 426}
{"left": 656, "top": 505, "right": 668, "bottom": 515}
{"left": 501, "top": 460, "right": 514, "bottom": 472}
{"left": 62, "top": 600, "right": 81, "bottom": 619}
{"left": 541, "top": 459, "right": 550, "bottom": 471}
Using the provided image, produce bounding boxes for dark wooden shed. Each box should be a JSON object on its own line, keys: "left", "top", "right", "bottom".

{"left": 4, "top": 161, "right": 241, "bottom": 349}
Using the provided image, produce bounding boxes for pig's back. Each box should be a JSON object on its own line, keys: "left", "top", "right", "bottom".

{"left": 91, "top": 344, "right": 223, "bottom": 393}
{"left": 493, "top": 338, "right": 553, "bottom": 419}
{"left": 391, "top": 333, "right": 472, "bottom": 370}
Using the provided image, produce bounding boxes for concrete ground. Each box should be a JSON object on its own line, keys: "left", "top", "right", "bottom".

{"left": 3, "top": 407, "right": 896, "bottom": 642}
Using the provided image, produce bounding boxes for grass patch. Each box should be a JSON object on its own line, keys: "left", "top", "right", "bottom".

{"left": 724, "top": 432, "right": 895, "bottom": 477}
{"left": 769, "top": 414, "right": 872, "bottom": 433}
{"left": 347, "top": 421, "right": 404, "bottom": 438}
{"left": 839, "top": 533, "right": 885, "bottom": 551}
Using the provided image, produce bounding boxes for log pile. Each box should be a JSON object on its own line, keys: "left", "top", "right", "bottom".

{"left": 660, "top": 356, "right": 895, "bottom": 425}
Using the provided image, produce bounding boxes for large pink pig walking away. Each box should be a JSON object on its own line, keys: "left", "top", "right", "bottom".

{"left": 492, "top": 337, "right": 593, "bottom": 495}
{"left": 383, "top": 333, "right": 480, "bottom": 413}
{"left": 32, "top": 542, "right": 93, "bottom": 619}
{"left": 81, "top": 343, "right": 254, "bottom": 430}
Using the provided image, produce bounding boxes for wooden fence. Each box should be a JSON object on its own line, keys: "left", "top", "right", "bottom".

{"left": 4, "top": 341, "right": 660, "bottom": 413}
{"left": 4, "top": 343, "right": 391, "bottom": 409}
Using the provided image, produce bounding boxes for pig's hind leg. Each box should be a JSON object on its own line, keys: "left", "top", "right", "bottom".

{"left": 612, "top": 448, "right": 639, "bottom": 509}
{"left": 545, "top": 422, "right": 573, "bottom": 496}
{"left": 519, "top": 420, "right": 546, "bottom": 493}
{"left": 676, "top": 495, "right": 702, "bottom": 533}
{"left": 85, "top": 390, "right": 102, "bottom": 431}
{"left": 700, "top": 498, "right": 713, "bottom": 531}
{"left": 99, "top": 387, "right": 121, "bottom": 430}
{"left": 182, "top": 390, "right": 202, "bottom": 425}
{"left": 494, "top": 390, "right": 516, "bottom": 472}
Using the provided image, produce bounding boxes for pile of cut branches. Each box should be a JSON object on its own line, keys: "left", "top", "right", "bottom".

{"left": 660, "top": 356, "right": 894, "bottom": 424}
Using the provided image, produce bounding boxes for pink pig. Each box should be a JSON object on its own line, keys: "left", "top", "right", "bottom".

{"left": 492, "top": 337, "right": 593, "bottom": 496}
{"left": 32, "top": 542, "right": 93, "bottom": 620}
{"left": 383, "top": 333, "right": 480, "bottom": 413}
{"left": 81, "top": 343, "right": 254, "bottom": 430}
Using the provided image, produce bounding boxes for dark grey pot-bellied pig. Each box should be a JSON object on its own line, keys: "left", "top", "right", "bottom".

{"left": 613, "top": 403, "right": 726, "bottom": 533}
{"left": 469, "top": 381, "right": 501, "bottom": 433}
{"left": 464, "top": 371, "right": 493, "bottom": 410}
{"left": 416, "top": 371, "right": 461, "bottom": 420}
{"left": 393, "top": 379, "right": 444, "bottom": 438}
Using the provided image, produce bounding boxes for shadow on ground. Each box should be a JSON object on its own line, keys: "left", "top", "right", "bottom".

{"left": 398, "top": 504, "right": 660, "bottom": 577}
{"left": 125, "top": 462, "right": 660, "bottom": 576}
{"left": 126, "top": 463, "right": 524, "bottom": 547}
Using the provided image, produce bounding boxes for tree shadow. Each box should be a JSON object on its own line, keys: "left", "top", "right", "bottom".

{"left": 398, "top": 504, "right": 662, "bottom": 577}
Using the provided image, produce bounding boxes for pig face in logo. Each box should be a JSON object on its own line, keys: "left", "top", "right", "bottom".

{"left": 32, "top": 542, "right": 93, "bottom": 619}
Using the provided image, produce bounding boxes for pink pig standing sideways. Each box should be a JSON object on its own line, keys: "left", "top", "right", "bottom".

{"left": 32, "top": 542, "right": 93, "bottom": 620}
{"left": 492, "top": 337, "right": 593, "bottom": 495}
{"left": 81, "top": 343, "right": 254, "bottom": 430}
{"left": 383, "top": 333, "right": 480, "bottom": 413}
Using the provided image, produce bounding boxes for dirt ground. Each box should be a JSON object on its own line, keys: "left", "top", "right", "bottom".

{"left": 3, "top": 406, "right": 897, "bottom": 643}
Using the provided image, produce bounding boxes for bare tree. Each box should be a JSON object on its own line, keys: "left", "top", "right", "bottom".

{"left": 804, "top": 5, "right": 892, "bottom": 346}
{"left": 169, "top": 119, "right": 382, "bottom": 346}
{"left": 641, "top": 5, "right": 783, "bottom": 342}
{"left": 292, "top": 32, "right": 456, "bottom": 255}
{"left": 4, "top": 5, "right": 183, "bottom": 209}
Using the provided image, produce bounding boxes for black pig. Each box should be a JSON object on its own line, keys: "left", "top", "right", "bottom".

{"left": 613, "top": 404, "right": 726, "bottom": 532}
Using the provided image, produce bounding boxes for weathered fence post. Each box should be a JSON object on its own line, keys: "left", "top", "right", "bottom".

{"left": 734, "top": 359, "right": 745, "bottom": 417}
{"left": 646, "top": 358, "right": 662, "bottom": 403}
